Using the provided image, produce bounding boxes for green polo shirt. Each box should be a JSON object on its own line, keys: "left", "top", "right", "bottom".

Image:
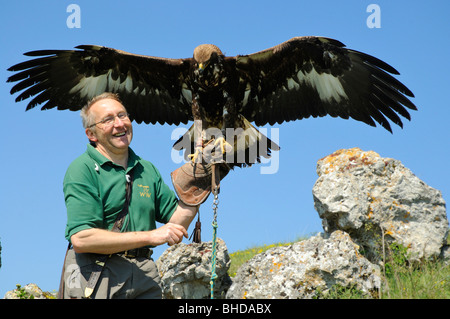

{"left": 63, "top": 144, "right": 178, "bottom": 242}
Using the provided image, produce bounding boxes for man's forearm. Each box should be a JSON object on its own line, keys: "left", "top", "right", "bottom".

{"left": 168, "top": 200, "right": 199, "bottom": 230}
{"left": 70, "top": 201, "right": 198, "bottom": 255}
{"left": 70, "top": 228, "right": 153, "bottom": 254}
{"left": 71, "top": 222, "right": 189, "bottom": 254}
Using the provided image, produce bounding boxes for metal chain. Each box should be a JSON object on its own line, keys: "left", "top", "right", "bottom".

{"left": 210, "top": 185, "right": 219, "bottom": 299}
{"left": 212, "top": 186, "right": 219, "bottom": 224}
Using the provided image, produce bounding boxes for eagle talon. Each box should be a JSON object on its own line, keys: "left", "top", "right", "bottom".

{"left": 188, "top": 147, "right": 203, "bottom": 163}
{"left": 214, "top": 137, "right": 232, "bottom": 154}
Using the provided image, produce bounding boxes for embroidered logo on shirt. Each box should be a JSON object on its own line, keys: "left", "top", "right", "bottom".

{"left": 137, "top": 184, "right": 151, "bottom": 198}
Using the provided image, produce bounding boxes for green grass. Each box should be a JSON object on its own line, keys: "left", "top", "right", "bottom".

{"left": 228, "top": 236, "right": 307, "bottom": 277}
{"left": 379, "top": 241, "right": 450, "bottom": 299}
{"left": 229, "top": 242, "right": 292, "bottom": 277}
{"left": 228, "top": 236, "right": 450, "bottom": 299}
{"left": 381, "top": 259, "right": 450, "bottom": 299}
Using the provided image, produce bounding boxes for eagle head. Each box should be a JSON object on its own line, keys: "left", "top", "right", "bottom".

{"left": 193, "top": 44, "right": 225, "bottom": 89}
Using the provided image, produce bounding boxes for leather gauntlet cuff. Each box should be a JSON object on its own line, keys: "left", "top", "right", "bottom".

{"left": 171, "top": 162, "right": 229, "bottom": 206}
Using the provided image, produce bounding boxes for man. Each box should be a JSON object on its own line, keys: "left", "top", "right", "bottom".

{"left": 60, "top": 92, "right": 223, "bottom": 299}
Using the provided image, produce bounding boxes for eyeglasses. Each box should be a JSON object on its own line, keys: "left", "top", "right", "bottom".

{"left": 88, "top": 112, "right": 130, "bottom": 128}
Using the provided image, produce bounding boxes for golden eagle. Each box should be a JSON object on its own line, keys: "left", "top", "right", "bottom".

{"left": 7, "top": 36, "right": 416, "bottom": 167}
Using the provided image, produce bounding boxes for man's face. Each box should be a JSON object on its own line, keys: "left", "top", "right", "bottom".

{"left": 86, "top": 98, "right": 133, "bottom": 157}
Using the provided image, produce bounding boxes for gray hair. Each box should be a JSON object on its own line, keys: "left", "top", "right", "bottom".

{"left": 80, "top": 92, "right": 123, "bottom": 129}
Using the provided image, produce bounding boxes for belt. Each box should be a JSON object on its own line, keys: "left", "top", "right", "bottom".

{"left": 118, "top": 248, "right": 153, "bottom": 259}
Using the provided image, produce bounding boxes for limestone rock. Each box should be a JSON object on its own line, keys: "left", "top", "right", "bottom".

{"left": 4, "top": 283, "right": 55, "bottom": 299}
{"left": 156, "top": 238, "right": 231, "bottom": 299}
{"left": 313, "top": 148, "right": 448, "bottom": 262}
{"left": 226, "top": 231, "right": 380, "bottom": 299}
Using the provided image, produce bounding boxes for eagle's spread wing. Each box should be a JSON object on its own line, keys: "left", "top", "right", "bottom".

{"left": 7, "top": 45, "right": 193, "bottom": 125}
{"left": 236, "top": 36, "right": 417, "bottom": 133}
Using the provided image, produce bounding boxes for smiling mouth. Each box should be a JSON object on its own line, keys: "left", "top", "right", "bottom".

{"left": 113, "top": 132, "right": 126, "bottom": 137}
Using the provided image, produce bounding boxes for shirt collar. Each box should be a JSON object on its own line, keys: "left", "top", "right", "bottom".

{"left": 126, "top": 147, "right": 140, "bottom": 171}
{"left": 86, "top": 144, "right": 140, "bottom": 171}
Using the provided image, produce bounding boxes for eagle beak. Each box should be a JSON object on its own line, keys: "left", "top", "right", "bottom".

{"left": 198, "top": 63, "right": 205, "bottom": 75}
{"left": 198, "top": 63, "right": 205, "bottom": 74}
{"left": 198, "top": 61, "right": 209, "bottom": 74}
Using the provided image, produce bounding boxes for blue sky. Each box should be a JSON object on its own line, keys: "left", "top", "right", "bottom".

{"left": 1, "top": 0, "right": 449, "bottom": 296}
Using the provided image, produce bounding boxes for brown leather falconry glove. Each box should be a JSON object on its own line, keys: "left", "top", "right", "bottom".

{"left": 171, "top": 161, "right": 230, "bottom": 206}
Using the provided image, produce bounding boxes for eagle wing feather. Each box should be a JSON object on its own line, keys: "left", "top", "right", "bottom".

{"left": 235, "top": 36, "right": 417, "bottom": 132}
{"left": 7, "top": 45, "right": 193, "bottom": 125}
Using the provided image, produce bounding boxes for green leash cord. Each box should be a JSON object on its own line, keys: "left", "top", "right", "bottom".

{"left": 210, "top": 185, "right": 219, "bottom": 299}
